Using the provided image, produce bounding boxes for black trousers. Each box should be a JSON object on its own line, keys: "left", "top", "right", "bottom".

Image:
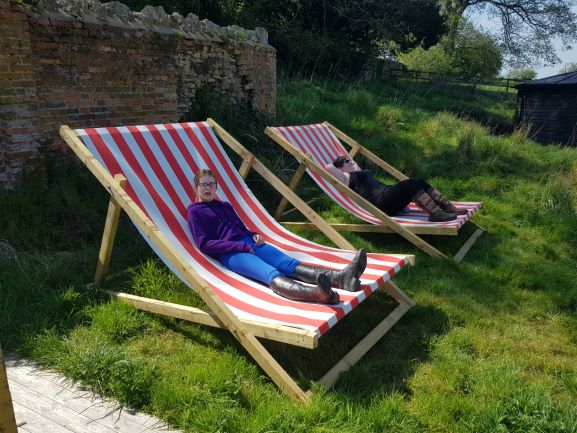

{"left": 378, "top": 178, "right": 431, "bottom": 215}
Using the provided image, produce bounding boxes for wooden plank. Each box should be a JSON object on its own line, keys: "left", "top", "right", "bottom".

{"left": 0, "top": 348, "right": 17, "bottom": 433}
{"left": 280, "top": 196, "right": 325, "bottom": 217}
{"left": 318, "top": 302, "right": 412, "bottom": 390}
{"left": 208, "top": 118, "right": 356, "bottom": 251}
{"left": 453, "top": 227, "right": 484, "bottom": 263}
{"left": 6, "top": 357, "right": 178, "bottom": 433}
{"left": 9, "top": 381, "right": 118, "bottom": 433}
{"left": 11, "top": 402, "right": 76, "bottom": 433}
{"left": 266, "top": 126, "right": 446, "bottom": 258}
{"left": 324, "top": 122, "right": 409, "bottom": 181}
{"left": 94, "top": 174, "right": 126, "bottom": 286}
{"left": 238, "top": 154, "right": 255, "bottom": 179}
{"left": 60, "top": 125, "right": 309, "bottom": 403}
{"left": 275, "top": 160, "right": 307, "bottom": 220}
{"left": 279, "top": 221, "right": 459, "bottom": 236}
{"left": 104, "top": 290, "right": 318, "bottom": 349}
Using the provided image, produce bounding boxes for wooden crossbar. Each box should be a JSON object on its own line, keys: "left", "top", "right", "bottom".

{"left": 280, "top": 221, "right": 459, "bottom": 236}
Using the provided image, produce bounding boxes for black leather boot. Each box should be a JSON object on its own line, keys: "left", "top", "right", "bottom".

{"left": 269, "top": 274, "right": 340, "bottom": 304}
{"left": 292, "top": 249, "right": 367, "bottom": 292}
{"left": 412, "top": 190, "right": 457, "bottom": 222}
{"left": 426, "top": 187, "right": 468, "bottom": 215}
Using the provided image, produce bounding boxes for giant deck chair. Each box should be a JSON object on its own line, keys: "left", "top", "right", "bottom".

{"left": 59, "top": 119, "right": 415, "bottom": 402}
{"left": 266, "top": 122, "right": 484, "bottom": 261}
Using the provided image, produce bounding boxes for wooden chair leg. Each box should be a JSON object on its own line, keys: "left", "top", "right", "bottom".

{"left": 453, "top": 225, "right": 485, "bottom": 263}
{"left": 318, "top": 302, "right": 412, "bottom": 390}
{"left": 94, "top": 174, "right": 127, "bottom": 285}
{"left": 0, "top": 348, "right": 18, "bottom": 433}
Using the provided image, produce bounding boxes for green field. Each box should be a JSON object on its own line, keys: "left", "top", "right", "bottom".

{"left": 1, "top": 77, "right": 577, "bottom": 432}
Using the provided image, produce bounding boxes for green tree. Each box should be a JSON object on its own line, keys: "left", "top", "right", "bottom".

{"left": 398, "top": 19, "right": 502, "bottom": 80}
{"left": 508, "top": 68, "right": 538, "bottom": 80}
{"left": 439, "top": 0, "right": 577, "bottom": 67}
{"left": 559, "top": 62, "right": 577, "bottom": 74}
{"left": 451, "top": 20, "right": 502, "bottom": 79}
{"left": 398, "top": 45, "right": 455, "bottom": 74}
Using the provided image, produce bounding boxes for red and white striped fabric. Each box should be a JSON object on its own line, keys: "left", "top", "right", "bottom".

{"left": 271, "top": 124, "right": 482, "bottom": 229}
{"left": 75, "top": 122, "right": 411, "bottom": 337}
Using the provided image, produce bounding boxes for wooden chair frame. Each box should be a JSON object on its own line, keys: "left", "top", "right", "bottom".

{"left": 265, "top": 122, "right": 485, "bottom": 262}
{"left": 59, "top": 119, "right": 415, "bottom": 403}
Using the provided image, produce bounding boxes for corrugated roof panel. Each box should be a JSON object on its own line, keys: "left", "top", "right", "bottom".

{"left": 515, "top": 71, "right": 577, "bottom": 88}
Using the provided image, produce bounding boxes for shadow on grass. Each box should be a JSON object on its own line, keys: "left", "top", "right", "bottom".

{"left": 146, "top": 282, "right": 449, "bottom": 404}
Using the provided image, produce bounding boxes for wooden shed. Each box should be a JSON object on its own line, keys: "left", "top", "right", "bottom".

{"left": 514, "top": 71, "right": 577, "bottom": 146}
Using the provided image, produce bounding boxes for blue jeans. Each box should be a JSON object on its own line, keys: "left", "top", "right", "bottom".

{"left": 219, "top": 237, "right": 300, "bottom": 285}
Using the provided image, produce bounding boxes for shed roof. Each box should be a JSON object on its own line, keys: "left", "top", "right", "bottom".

{"left": 515, "top": 71, "right": 577, "bottom": 89}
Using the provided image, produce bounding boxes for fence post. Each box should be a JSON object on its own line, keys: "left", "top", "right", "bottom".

{"left": 0, "top": 348, "right": 18, "bottom": 433}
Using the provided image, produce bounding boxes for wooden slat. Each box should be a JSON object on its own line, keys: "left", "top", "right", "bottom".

{"left": 265, "top": 126, "right": 447, "bottom": 259}
{"left": 60, "top": 125, "right": 309, "bottom": 403}
{"left": 238, "top": 154, "right": 255, "bottom": 179}
{"left": 103, "top": 290, "right": 318, "bottom": 349}
{"left": 280, "top": 221, "right": 459, "bottom": 236}
{"left": 318, "top": 302, "right": 412, "bottom": 390}
{"left": 94, "top": 174, "right": 126, "bottom": 286}
{"left": 208, "top": 118, "right": 356, "bottom": 251}
{"left": 0, "top": 348, "right": 17, "bottom": 433}
{"left": 275, "top": 161, "right": 308, "bottom": 220}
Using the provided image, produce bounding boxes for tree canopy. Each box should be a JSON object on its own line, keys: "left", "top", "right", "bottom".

{"left": 440, "top": 0, "right": 577, "bottom": 67}
{"left": 121, "top": 0, "right": 446, "bottom": 74}
{"left": 507, "top": 68, "right": 538, "bottom": 80}
{"left": 399, "top": 19, "right": 503, "bottom": 80}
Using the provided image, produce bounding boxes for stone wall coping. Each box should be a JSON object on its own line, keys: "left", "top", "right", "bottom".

{"left": 28, "top": 0, "right": 271, "bottom": 47}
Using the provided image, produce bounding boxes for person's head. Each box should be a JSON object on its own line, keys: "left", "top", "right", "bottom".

{"left": 194, "top": 169, "right": 218, "bottom": 202}
{"left": 332, "top": 155, "right": 355, "bottom": 173}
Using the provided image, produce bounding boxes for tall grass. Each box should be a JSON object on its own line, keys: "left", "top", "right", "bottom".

{"left": 1, "top": 77, "right": 577, "bottom": 432}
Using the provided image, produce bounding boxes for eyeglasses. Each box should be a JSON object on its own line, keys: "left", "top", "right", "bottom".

{"left": 198, "top": 182, "right": 217, "bottom": 188}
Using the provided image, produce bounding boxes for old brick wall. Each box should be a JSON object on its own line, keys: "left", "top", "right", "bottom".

{"left": 0, "top": 2, "right": 39, "bottom": 187}
{"left": 0, "top": 1, "right": 276, "bottom": 189}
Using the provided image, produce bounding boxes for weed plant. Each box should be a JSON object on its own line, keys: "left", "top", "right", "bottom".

{"left": 1, "top": 77, "right": 577, "bottom": 432}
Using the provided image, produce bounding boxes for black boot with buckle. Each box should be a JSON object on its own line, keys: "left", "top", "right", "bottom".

{"left": 269, "top": 273, "right": 340, "bottom": 304}
{"left": 292, "top": 249, "right": 367, "bottom": 292}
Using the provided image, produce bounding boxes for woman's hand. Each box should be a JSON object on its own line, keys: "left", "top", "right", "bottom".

{"left": 252, "top": 234, "right": 265, "bottom": 246}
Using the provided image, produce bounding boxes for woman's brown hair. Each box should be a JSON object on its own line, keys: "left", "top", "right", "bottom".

{"left": 194, "top": 169, "right": 216, "bottom": 186}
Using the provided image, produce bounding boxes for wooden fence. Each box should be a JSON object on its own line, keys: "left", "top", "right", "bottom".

{"left": 363, "top": 61, "right": 525, "bottom": 93}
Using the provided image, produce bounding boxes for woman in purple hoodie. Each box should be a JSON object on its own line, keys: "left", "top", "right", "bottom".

{"left": 187, "top": 169, "right": 367, "bottom": 305}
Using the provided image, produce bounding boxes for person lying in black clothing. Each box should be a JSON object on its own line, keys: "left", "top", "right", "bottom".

{"left": 324, "top": 156, "right": 468, "bottom": 222}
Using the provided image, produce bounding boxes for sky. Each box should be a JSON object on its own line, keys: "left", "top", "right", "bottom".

{"left": 467, "top": 5, "right": 577, "bottom": 78}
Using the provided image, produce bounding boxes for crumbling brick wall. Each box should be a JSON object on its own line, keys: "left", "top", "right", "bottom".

{"left": 0, "top": 0, "right": 276, "bottom": 189}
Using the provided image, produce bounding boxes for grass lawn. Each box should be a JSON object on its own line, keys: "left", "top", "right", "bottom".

{"left": 1, "top": 77, "right": 577, "bottom": 432}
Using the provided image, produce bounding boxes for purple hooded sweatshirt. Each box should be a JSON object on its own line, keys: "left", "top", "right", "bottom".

{"left": 187, "top": 200, "right": 257, "bottom": 257}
